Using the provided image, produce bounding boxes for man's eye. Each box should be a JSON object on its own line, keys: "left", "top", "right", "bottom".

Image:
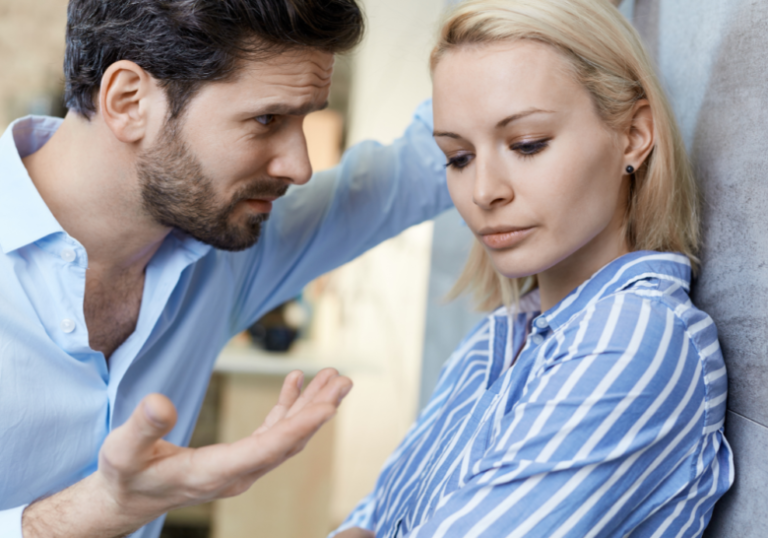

{"left": 255, "top": 114, "right": 276, "bottom": 126}
{"left": 511, "top": 139, "right": 550, "bottom": 157}
{"left": 445, "top": 154, "right": 474, "bottom": 170}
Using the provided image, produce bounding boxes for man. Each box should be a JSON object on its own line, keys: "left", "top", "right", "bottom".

{"left": 0, "top": 1, "right": 450, "bottom": 537}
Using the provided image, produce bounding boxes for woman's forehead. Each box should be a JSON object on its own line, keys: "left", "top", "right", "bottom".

{"left": 432, "top": 41, "right": 590, "bottom": 129}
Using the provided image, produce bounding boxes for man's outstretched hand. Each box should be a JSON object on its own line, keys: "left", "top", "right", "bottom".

{"left": 22, "top": 368, "right": 352, "bottom": 538}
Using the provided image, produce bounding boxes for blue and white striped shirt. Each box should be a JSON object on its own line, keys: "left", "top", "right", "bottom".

{"left": 335, "top": 251, "right": 733, "bottom": 538}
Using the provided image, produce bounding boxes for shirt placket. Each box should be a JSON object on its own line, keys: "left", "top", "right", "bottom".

{"left": 42, "top": 236, "right": 100, "bottom": 367}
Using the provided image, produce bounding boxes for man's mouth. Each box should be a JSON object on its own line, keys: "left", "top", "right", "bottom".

{"left": 243, "top": 198, "right": 275, "bottom": 213}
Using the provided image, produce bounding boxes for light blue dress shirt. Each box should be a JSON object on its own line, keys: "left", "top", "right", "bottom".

{"left": 0, "top": 102, "right": 451, "bottom": 538}
{"left": 334, "top": 252, "right": 733, "bottom": 538}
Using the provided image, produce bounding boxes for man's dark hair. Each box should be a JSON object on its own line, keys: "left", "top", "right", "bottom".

{"left": 64, "top": 0, "right": 364, "bottom": 119}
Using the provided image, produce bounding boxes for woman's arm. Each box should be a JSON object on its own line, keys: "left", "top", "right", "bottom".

{"left": 335, "top": 529, "right": 375, "bottom": 538}
{"left": 400, "top": 294, "right": 716, "bottom": 538}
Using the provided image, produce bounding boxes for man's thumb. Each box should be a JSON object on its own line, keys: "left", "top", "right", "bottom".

{"left": 101, "top": 394, "right": 177, "bottom": 473}
{"left": 139, "top": 394, "right": 177, "bottom": 437}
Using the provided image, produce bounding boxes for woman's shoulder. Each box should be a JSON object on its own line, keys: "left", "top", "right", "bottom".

{"left": 552, "top": 275, "right": 725, "bottom": 395}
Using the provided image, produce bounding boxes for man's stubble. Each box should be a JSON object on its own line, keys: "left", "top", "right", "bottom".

{"left": 137, "top": 120, "right": 288, "bottom": 251}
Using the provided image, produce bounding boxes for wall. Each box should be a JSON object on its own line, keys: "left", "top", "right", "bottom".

{"left": 0, "top": 0, "right": 69, "bottom": 130}
{"left": 628, "top": 1, "right": 768, "bottom": 534}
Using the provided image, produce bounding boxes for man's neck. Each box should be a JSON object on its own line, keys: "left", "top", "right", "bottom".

{"left": 21, "top": 112, "right": 170, "bottom": 277}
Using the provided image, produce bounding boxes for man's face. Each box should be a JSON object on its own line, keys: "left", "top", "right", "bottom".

{"left": 138, "top": 48, "right": 334, "bottom": 251}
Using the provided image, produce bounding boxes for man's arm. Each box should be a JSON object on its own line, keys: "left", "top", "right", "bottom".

{"left": 18, "top": 369, "right": 351, "bottom": 538}
{"left": 231, "top": 100, "right": 452, "bottom": 327}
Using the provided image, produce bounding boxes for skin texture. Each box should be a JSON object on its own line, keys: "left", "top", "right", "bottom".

{"left": 19, "top": 49, "right": 351, "bottom": 538}
{"left": 432, "top": 41, "right": 655, "bottom": 311}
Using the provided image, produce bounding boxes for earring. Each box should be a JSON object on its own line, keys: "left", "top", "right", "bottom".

{"left": 626, "top": 165, "right": 635, "bottom": 175}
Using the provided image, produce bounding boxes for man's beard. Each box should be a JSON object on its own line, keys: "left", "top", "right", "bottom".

{"left": 137, "top": 122, "right": 288, "bottom": 251}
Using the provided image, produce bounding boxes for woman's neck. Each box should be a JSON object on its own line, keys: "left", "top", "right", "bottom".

{"left": 537, "top": 221, "right": 630, "bottom": 312}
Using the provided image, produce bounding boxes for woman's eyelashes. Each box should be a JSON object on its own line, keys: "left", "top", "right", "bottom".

{"left": 511, "top": 138, "right": 551, "bottom": 157}
{"left": 445, "top": 138, "right": 552, "bottom": 170}
{"left": 511, "top": 138, "right": 550, "bottom": 157}
{"left": 445, "top": 153, "right": 474, "bottom": 170}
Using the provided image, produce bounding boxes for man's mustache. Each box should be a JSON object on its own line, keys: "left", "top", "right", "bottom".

{"left": 234, "top": 179, "right": 290, "bottom": 203}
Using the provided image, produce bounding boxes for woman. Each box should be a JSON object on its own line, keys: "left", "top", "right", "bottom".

{"left": 335, "top": 0, "right": 733, "bottom": 536}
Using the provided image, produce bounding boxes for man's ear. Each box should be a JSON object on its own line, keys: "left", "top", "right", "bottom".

{"left": 623, "top": 99, "right": 655, "bottom": 171}
{"left": 98, "top": 60, "right": 162, "bottom": 144}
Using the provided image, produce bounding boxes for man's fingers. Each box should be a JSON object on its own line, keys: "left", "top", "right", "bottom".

{"left": 313, "top": 374, "right": 353, "bottom": 406}
{"left": 100, "top": 394, "right": 178, "bottom": 474}
{"left": 286, "top": 368, "right": 347, "bottom": 417}
{"left": 253, "top": 370, "right": 304, "bottom": 435}
{"left": 287, "top": 373, "right": 352, "bottom": 419}
{"left": 222, "top": 401, "right": 339, "bottom": 479}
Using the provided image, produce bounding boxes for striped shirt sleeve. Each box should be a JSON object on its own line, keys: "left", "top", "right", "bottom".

{"left": 404, "top": 292, "right": 707, "bottom": 538}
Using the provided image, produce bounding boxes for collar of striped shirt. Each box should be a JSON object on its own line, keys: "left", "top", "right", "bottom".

{"left": 535, "top": 250, "right": 692, "bottom": 332}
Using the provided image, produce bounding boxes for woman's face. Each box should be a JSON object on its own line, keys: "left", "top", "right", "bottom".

{"left": 433, "top": 40, "right": 631, "bottom": 289}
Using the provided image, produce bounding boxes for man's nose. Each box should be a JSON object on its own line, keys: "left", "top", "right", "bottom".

{"left": 267, "top": 127, "right": 313, "bottom": 186}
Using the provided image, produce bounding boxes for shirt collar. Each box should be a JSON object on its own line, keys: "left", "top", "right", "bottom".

{"left": 542, "top": 250, "right": 692, "bottom": 332}
{"left": 0, "top": 116, "right": 66, "bottom": 254}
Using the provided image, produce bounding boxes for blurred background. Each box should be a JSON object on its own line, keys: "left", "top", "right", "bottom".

{"left": 0, "top": 1, "right": 479, "bottom": 536}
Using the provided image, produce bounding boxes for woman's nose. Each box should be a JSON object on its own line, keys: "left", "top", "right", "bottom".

{"left": 473, "top": 157, "right": 514, "bottom": 210}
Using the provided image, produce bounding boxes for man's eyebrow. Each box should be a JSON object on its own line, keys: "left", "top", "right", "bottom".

{"left": 433, "top": 108, "right": 554, "bottom": 139}
{"left": 254, "top": 101, "right": 329, "bottom": 116}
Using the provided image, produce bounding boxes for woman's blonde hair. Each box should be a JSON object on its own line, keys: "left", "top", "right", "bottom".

{"left": 432, "top": 0, "right": 699, "bottom": 311}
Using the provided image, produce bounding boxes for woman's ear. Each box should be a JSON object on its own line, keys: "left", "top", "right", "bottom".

{"left": 98, "top": 60, "right": 161, "bottom": 144}
{"left": 623, "top": 98, "right": 655, "bottom": 171}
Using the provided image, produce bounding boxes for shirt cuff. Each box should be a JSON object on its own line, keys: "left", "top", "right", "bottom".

{"left": 0, "top": 505, "right": 27, "bottom": 538}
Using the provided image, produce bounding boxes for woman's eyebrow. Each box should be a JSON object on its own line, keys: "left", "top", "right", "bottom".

{"left": 433, "top": 108, "right": 555, "bottom": 139}
{"left": 433, "top": 130, "right": 462, "bottom": 139}
{"left": 496, "top": 108, "right": 554, "bottom": 128}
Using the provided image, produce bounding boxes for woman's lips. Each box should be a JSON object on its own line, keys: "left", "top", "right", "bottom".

{"left": 479, "top": 227, "right": 534, "bottom": 249}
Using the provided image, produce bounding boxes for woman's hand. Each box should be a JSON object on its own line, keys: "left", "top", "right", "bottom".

{"left": 335, "top": 527, "right": 375, "bottom": 538}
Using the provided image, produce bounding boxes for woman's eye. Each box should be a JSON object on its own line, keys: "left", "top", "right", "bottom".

{"left": 511, "top": 139, "right": 550, "bottom": 157}
{"left": 255, "top": 114, "right": 276, "bottom": 126}
{"left": 446, "top": 154, "right": 474, "bottom": 170}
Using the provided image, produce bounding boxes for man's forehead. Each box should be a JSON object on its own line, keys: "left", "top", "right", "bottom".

{"left": 251, "top": 100, "right": 330, "bottom": 116}
{"left": 241, "top": 48, "right": 335, "bottom": 80}
{"left": 188, "top": 48, "right": 334, "bottom": 118}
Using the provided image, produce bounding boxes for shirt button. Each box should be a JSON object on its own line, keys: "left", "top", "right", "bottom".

{"left": 535, "top": 317, "right": 549, "bottom": 329}
{"left": 532, "top": 333, "right": 544, "bottom": 345}
{"left": 60, "top": 318, "right": 76, "bottom": 333}
{"left": 60, "top": 249, "right": 76, "bottom": 263}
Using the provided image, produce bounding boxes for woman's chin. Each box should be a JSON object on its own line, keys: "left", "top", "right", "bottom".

{"left": 487, "top": 249, "right": 549, "bottom": 280}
